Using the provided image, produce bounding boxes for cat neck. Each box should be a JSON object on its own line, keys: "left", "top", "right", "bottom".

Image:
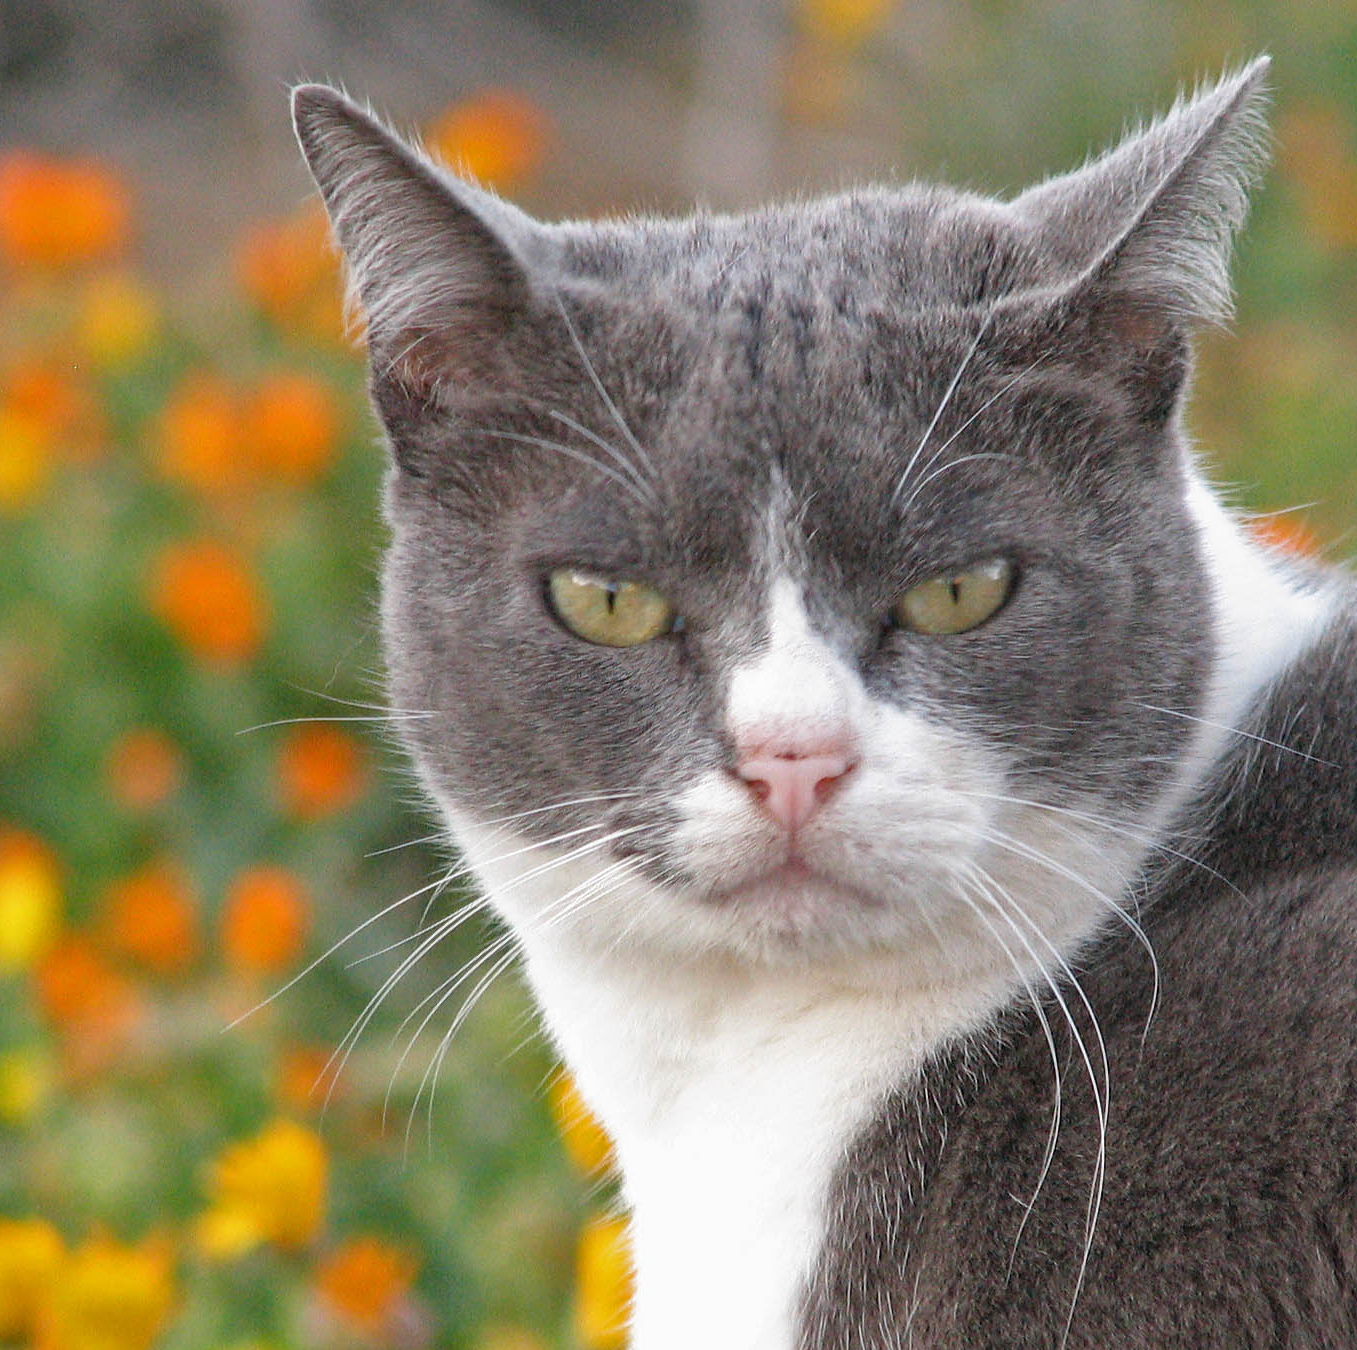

{"left": 520, "top": 934, "right": 1013, "bottom": 1350}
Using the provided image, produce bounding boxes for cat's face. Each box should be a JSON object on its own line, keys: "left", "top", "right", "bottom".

{"left": 294, "top": 65, "right": 1267, "bottom": 972}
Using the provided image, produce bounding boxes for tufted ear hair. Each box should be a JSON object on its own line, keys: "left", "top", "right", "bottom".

{"left": 1000, "top": 59, "right": 1271, "bottom": 428}
{"left": 1011, "top": 57, "right": 1272, "bottom": 329}
{"left": 291, "top": 83, "right": 549, "bottom": 401}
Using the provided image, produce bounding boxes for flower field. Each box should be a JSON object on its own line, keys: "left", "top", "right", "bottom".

{"left": 0, "top": 91, "right": 625, "bottom": 1350}
{"left": 3, "top": 24, "right": 1357, "bottom": 1350}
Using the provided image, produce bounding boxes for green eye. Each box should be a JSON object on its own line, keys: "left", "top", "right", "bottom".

{"left": 891, "top": 558, "right": 1016, "bottom": 635}
{"left": 547, "top": 570, "right": 674, "bottom": 647}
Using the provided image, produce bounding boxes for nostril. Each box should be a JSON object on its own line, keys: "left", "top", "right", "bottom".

{"left": 734, "top": 750, "right": 857, "bottom": 832}
{"left": 814, "top": 757, "right": 854, "bottom": 801}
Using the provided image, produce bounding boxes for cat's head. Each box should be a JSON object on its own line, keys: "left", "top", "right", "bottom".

{"left": 294, "top": 64, "right": 1269, "bottom": 977}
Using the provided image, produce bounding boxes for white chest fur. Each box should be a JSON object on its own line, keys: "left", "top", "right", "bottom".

{"left": 520, "top": 937, "right": 1006, "bottom": 1350}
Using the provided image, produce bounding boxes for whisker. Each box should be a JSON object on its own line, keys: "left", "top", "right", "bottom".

{"left": 365, "top": 831, "right": 448, "bottom": 859}
{"left": 967, "top": 863, "right": 1109, "bottom": 1346}
{"left": 472, "top": 426, "right": 655, "bottom": 509}
{"left": 962, "top": 787, "right": 1242, "bottom": 900}
{"left": 1133, "top": 701, "right": 1341, "bottom": 769}
{"left": 895, "top": 354, "right": 1050, "bottom": 516}
{"left": 357, "top": 825, "right": 646, "bottom": 1120}
{"left": 224, "top": 870, "right": 455, "bottom": 1032}
{"left": 892, "top": 309, "right": 993, "bottom": 506}
{"left": 471, "top": 790, "right": 644, "bottom": 832}
{"left": 408, "top": 857, "right": 636, "bottom": 1153}
{"left": 949, "top": 865, "right": 1063, "bottom": 1280}
{"left": 547, "top": 407, "right": 658, "bottom": 504}
{"left": 977, "top": 822, "right": 1160, "bottom": 1029}
{"left": 895, "top": 452, "right": 1021, "bottom": 519}
{"left": 552, "top": 292, "right": 660, "bottom": 488}
{"left": 236, "top": 711, "right": 435, "bottom": 736}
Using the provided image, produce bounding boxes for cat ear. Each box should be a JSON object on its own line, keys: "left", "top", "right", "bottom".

{"left": 291, "top": 84, "right": 543, "bottom": 400}
{"left": 1012, "top": 58, "right": 1271, "bottom": 327}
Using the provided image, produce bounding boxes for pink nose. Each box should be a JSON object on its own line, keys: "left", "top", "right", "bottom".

{"left": 736, "top": 751, "right": 855, "bottom": 833}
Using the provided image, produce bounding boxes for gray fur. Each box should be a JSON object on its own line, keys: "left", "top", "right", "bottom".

{"left": 293, "top": 57, "right": 1357, "bottom": 1343}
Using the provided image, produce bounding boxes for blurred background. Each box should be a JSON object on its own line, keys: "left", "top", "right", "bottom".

{"left": 1, "top": 1, "right": 1355, "bottom": 1347}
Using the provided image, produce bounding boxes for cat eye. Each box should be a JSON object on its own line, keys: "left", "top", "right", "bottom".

{"left": 546, "top": 570, "right": 675, "bottom": 647}
{"left": 891, "top": 558, "right": 1016, "bottom": 636}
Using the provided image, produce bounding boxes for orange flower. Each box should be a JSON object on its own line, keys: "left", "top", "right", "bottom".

{"left": 276, "top": 1044, "right": 343, "bottom": 1113}
{"left": 313, "top": 1236, "right": 419, "bottom": 1336}
{"left": 244, "top": 371, "right": 341, "bottom": 484}
{"left": 155, "top": 372, "right": 248, "bottom": 497}
{"left": 0, "top": 828, "right": 61, "bottom": 973}
{"left": 236, "top": 204, "right": 347, "bottom": 343}
{"left": 196, "top": 1119, "right": 327, "bottom": 1257}
{"left": 425, "top": 89, "right": 549, "bottom": 190}
{"left": 549, "top": 1071, "right": 616, "bottom": 1177}
{"left": 33, "top": 938, "right": 142, "bottom": 1077}
{"left": 2, "top": 357, "right": 106, "bottom": 463}
{"left": 0, "top": 150, "right": 130, "bottom": 269}
{"left": 574, "top": 1213, "right": 632, "bottom": 1350}
{"left": 35, "top": 1231, "right": 176, "bottom": 1350}
{"left": 99, "top": 859, "right": 199, "bottom": 977}
{"left": 277, "top": 724, "right": 366, "bottom": 819}
{"left": 104, "top": 727, "right": 182, "bottom": 812}
{"left": 221, "top": 866, "right": 311, "bottom": 975}
{"left": 0, "top": 1217, "right": 63, "bottom": 1341}
{"left": 1248, "top": 514, "right": 1323, "bottom": 559}
{"left": 147, "top": 540, "right": 268, "bottom": 665}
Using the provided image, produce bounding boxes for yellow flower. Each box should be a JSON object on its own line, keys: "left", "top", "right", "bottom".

{"left": 197, "top": 1119, "right": 328, "bottom": 1258}
{"left": 0, "top": 827, "right": 61, "bottom": 973}
{"left": 0, "top": 1046, "right": 54, "bottom": 1124}
{"left": 476, "top": 1329, "right": 549, "bottom": 1350}
{"left": 34, "top": 1232, "right": 175, "bottom": 1350}
{"left": 574, "top": 1213, "right": 632, "bottom": 1350}
{"left": 548, "top": 1071, "right": 616, "bottom": 1177}
{"left": 798, "top": 0, "right": 893, "bottom": 45}
{"left": 75, "top": 272, "right": 160, "bottom": 368}
{"left": 0, "top": 407, "right": 50, "bottom": 513}
{"left": 0, "top": 1217, "right": 62, "bottom": 1340}
{"left": 2, "top": 356, "right": 106, "bottom": 465}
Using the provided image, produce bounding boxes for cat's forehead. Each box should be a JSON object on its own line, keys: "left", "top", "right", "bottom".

{"left": 560, "top": 186, "right": 1026, "bottom": 318}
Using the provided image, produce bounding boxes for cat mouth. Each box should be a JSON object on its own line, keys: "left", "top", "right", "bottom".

{"left": 706, "top": 854, "right": 882, "bottom": 915}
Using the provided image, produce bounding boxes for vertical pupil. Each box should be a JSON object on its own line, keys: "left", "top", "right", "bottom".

{"left": 605, "top": 584, "right": 618, "bottom": 614}
{"left": 949, "top": 579, "right": 962, "bottom": 604}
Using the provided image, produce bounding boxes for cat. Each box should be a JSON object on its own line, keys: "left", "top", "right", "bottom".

{"left": 292, "top": 56, "right": 1357, "bottom": 1349}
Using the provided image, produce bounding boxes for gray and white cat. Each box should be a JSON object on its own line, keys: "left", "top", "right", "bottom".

{"left": 293, "top": 58, "right": 1357, "bottom": 1349}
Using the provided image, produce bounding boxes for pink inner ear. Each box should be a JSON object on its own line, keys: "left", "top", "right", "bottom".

{"left": 1106, "top": 305, "right": 1172, "bottom": 351}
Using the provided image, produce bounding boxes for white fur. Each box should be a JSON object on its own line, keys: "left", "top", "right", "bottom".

{"left": 724, "top": 578, "right": 857, "bottom": 753}
{"left": 1166, "top": 468, "right": 1333, "bottom": 812}
{"left": 439, "top": 498, "right": 1332, "bottom": 1350}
